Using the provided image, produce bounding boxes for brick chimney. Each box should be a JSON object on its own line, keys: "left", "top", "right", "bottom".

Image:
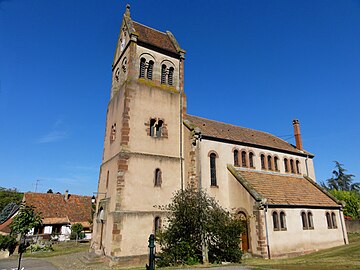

{"left": 292, "top": 119, "right": 303, "bottom": 150}
{"left": 64, "top": 190, "right": 69, "bottom": 202}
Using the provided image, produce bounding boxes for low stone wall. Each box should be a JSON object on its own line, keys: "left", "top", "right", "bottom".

{"left": 345, "top": 220, "right": 360, "bottom": 233}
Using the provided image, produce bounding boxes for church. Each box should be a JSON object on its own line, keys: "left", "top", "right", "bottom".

{"left": 91, "top": 5, "right": 348, "bottom": 266}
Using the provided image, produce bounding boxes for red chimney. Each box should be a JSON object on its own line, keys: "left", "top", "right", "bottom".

{"left": 292, "top": 119, "right": 303, "bottom": 150}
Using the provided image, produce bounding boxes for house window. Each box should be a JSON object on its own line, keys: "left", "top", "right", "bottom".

{"left": 154, "top": 168, "right": 162, "bottom": 187}
{"left": 154, "top": 216, "right": 161, "bottom": 234}
{"left": 241, "top": 151, "right": 247, "bottom": 167}
{"left": 249, "top": 152, "right": 254, "bottom": 168}
{"left": 267, "top": 155, "right": 272, "bottom": 170}
{"left": 272, "top": 211, "right": 279, "bottom": 231}
{"left": 147, "top": 60, "right": 154, "bottom": 80}
{"left": 280, "top": 211, "right": 287, "bottom": 230}
{"left": 139, "top": 57, "right": 146, "bottom": 78}
{"left": 161, "top": 64, "right": 167, "bottom": 84}
{"left": 307, "top": 212, "right": 314, "bottom": 229}
{"left": 261, "top": 154, "right": 266, "bottom": 170}
{"left": 301, "top": 211, "right": 308, "bottom": 229}
{"left": 331, "top": 212, "right": 337, "bottom": 228}
{"left": 168, "top": 67, "right": 174, "bottom": 85}
{"left": 296, "top": 160, "right": 301, "bottom": 174}
{"left": 210, "top": 153, "right": 217, "bottom": 186}
{"left": 290, "top": 159, "right": 295, "bottom": 173}
{"left": 274, "top": 156, "right": 279, "bottom": 171}
{"left": 234, "top": 150, "right": 239, "bottom": 166}
{"left": 284, "top": 158, "right": 289, "bottom": 172}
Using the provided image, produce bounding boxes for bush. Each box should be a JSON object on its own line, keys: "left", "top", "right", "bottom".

{"left": 156, "top": 188, "right": 244, "bottom": 266}
{"left": 29, "top": 243, "right": 53, "bottom": 253}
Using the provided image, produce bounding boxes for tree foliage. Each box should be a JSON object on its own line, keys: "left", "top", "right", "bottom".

{"left": 326, "top": 161, "right": 359, "bottom": 191}
{"left": 156, "top": 188, "right": 244, "bottom": 266}
{"left": 0, "top": 187, "right": 23, "bottom": 212}
{"left": 70, "top": 223, "right": 85, "bottom": 240}
{"left": 329, "top": 190, "right": 360, "bottom": 219}
{"left": 0, "top": 235, "right": 17, "bottom": 255}
{"left": 10, "top": 204, "right": 42, "bottom": 237}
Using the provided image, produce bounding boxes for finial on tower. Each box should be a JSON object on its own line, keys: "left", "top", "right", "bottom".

{"left": 125, "top": 4, "right": 131, "bottom": 16}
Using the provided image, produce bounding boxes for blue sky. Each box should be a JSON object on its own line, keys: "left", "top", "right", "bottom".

{"left": 0, "top": 0, "right": 359, "bottom": 195}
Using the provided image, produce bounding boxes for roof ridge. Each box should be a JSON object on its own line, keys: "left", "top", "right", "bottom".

{"left": 132, "top": 20, "right": 168, "bottom": 35}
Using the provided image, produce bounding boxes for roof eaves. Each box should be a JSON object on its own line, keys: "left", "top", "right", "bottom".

{"left": 227, "top": 164, "right": 264, "bottom": 202}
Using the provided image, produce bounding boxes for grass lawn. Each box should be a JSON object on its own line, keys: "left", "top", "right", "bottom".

{"left": 23, "top": 241, "right": 90, "bottom": 258}
{"left": 243, "top": 233, "right": 360, "bottom": 270}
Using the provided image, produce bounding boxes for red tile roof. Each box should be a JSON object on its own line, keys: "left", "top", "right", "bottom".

{"left": 23, "top": 192, "right": 92, "bottom": 226}
{"left": 185, "top": 114, "right": 313, "bottom": 157}
{"left": 132, "top": 21, "right": 178, "bottom": 54}
{"left": 228, "top": 166, "right": 339, "bottom": 207}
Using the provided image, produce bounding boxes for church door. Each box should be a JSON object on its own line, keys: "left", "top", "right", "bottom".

{"left": 238, "top": 211, "right": 249, "bottom": 252}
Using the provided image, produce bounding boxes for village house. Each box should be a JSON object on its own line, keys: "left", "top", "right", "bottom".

{"left": 91, "top": 5, "right": 348, "bottom": 266}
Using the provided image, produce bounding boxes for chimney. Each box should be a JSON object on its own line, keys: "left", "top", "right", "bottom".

{"left": 292, "top": 119, "right": 303, "bottom": 150}
{"left": 64, "top": 190, "right": 69, "bottom": 202}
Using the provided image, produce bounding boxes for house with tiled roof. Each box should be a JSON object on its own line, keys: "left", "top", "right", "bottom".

{"left": 23, "top": 191, "right": 92, "bottom": 241}
{"left": 91, "top": 5, "right": 347, "bottom": 266}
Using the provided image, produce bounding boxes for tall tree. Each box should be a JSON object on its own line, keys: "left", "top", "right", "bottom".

{"left": 326, "top": 161, "right": 359, "bottom": 191}
{"left": 0, "top": 187, "right": 23, "bottom": 212}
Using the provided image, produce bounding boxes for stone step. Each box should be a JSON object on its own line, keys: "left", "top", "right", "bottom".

{"left": 80, "top": 252, "right": 104, "bottom": 265}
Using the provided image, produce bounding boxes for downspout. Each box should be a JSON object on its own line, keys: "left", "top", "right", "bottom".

{"left": 339, "top": 207, "right": 347, "bottom": 244}
{"left": 264, "top": 203, "right": 271, "bottom": 259}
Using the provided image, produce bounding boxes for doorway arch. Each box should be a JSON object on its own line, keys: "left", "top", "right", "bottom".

{"left": 238, "top": 211, "right": 249, "bottom": 252}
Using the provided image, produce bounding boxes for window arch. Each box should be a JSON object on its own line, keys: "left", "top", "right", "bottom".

{"left": 272, "top": 211, "right": 279, "bottom": 231}
{"left": 241, "top": 151, "right": 247, "bottom": 167}
{"left": 280, "top": 211, "right": 287, "bottom": 230}
{"left": 296, "top": 160, "right": 301, "bottom": 174}
{"left": 274, "top": 156, "right": 279, "bottom": 171}
{"left": 249, "top": 152, "right": 254, "bottom": 168}
{"left": 154, "top": 168, "right": 162, "bottom": 187}
{"left": 160, "top": 61, "right": 175, "bottom": 86}
{"left": 307, "top": 212, "right": 314, "bottom": 229}
{"left": 139, "top": 57, "right": 146, "bottom": 78}
{"left": 154, "top": 216, "right": 161, "bottom": 234}
{"left": 284, "top": 158, "right": 289, "bottom": 172}
{"left": 331, "top": 212, "right": 337, "bottom": 228}
{"left": 301, "top": 211, "right": 308, "bottom": 229}
{"left": 326, "top": 212, "right": 332, "bottom": 228}
{"left": 161, "top": 64, "right": 167, "bottom": 84}
{"left": 267, "top": 155, "right": 272, "bottom": 170}
{"left": 168, "top": 67, "right": 174, "bottom": 85}
{"left": 290, "top": 159, "right": 295, "bottom": 173}
{"left": 234, "top": 150, "right": 239, "bottom": 166}
{"left": 147, "top": 60, "right": 154, "bottom": 80}
{"left": 210, "top": 153, "right": 217, "bottom": 186}
{"left": 261, "top": 154, "right": 266, "bottom": 170}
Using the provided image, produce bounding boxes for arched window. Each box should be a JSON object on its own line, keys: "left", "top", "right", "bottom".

{"left": 307, "top": 212, "right": 314, "bottom": 229}
{"left": 154, "top": 168, "right": 162, "bottom": 187}
{"left": 150, "top": 118, "right": 156, "bottom": 137}
{"left": 301, "top": 211, "right": 307, "bottom": 229}
{"left": 296, "top": 160, "right": 301, "bottom": 174}
{"left": 156, "top": 120, "right": 163, "bottom": 137}
{"left": 139, "top": 58, "right": 146, "bottom": 78}
{"left": 326, "top": 212, "right": 332, "bottom": 228}
{"left": 161, "top": 64, "right": 167, "bottom": 84}
{"left": 290, "top": 159, "right": 295, "bottom": 173}
{"left": 284, "top": 158, "right": 289, "bottom": 172}
{"left": 267, "top": 155, "right": 272, "bottom": 170}
{"left": 168, "top": 67, "right": 174, "bottom": 85}
{"left": 106, "top": 171, "right": 109, "bottom": 192}
{"left": 280, "top": 211, "right": 286, "bottom": 230}
{"left": 241, "top": 151, "right": 247, "bottom": 167}
{"left": 249, "top": 152, "right": 254, "bottom": 168}
{"left": 147, "top": 60, "right": 154, "bottom": 80}
{"left": 272, "top": 211, "right": 279, "bottom": 231}
{"left": 274, "top": 157, "right": 279, "bottom": 171}
{"left": 234, "top": 150, "right": 239, "bottom": 166}
{"left": 261, "top": 154, "right": 266, "bottom": 170}
{"left": 210, "top": 153, "right": 217, "bottom": 186}
{"left": 154, "top": 216, "right": 161, "bottom": 234}
{"left": 331, "top": 212, "right": 337, "bottom": 228}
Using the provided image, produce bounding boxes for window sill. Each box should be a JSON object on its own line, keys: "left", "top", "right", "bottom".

{"left": 210, "top": 185, "right": 219, "bottom": 188}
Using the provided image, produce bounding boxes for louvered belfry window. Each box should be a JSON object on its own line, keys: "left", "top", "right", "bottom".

{"left": 161, "top": 64, "right": 167, "bottom": 84}
{"left": 147, "top": 60, "right": 154, "bottom": 80}
{"left": 139, "top": 58, "right": 146, "bottom": 78}
{"left": 168, "top": 67, "right": 174, "bottom": 85}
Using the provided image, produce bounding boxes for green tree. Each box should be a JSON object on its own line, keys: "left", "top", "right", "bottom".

{"left": 46, "top": 189, "right": 53, "bottom": 193}
{"left": 0, "top": 187, "right": 23, "bottom": 212}
{"left": 0, "top": 202, "right": 19, "bottom": 223}
{"left": 70, "top": 223, "right": 84, "bottom": 241}
{"left": 326, "top": 161, "right": 359, "bottom": 191}
{"left": 0, "top": 235, "right": 17, "bottom": 255}
{"left": 157, "top": 188, "right": 244, "bottom": 266}
{"left": 329, "top": 190, "right": 360, "bottom": 219}
{"left": 10, "top": 204, "right": 42, "bottom": 270}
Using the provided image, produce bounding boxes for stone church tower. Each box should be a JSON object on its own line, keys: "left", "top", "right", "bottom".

{"left": 91, "top": 5, "right": 186, "bottom": 265}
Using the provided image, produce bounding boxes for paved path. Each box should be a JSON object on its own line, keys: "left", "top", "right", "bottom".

{"left": 0, "top": 258, "right": 58, "bottom": 270}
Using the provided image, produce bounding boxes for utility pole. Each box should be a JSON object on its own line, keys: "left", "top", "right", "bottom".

{"left": 34, "top": 179, "right": 40, "bottom": 192}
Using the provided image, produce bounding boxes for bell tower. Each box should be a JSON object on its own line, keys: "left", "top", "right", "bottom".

{"left": 91, "top": 5, "right": 186, "bottom": 265}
